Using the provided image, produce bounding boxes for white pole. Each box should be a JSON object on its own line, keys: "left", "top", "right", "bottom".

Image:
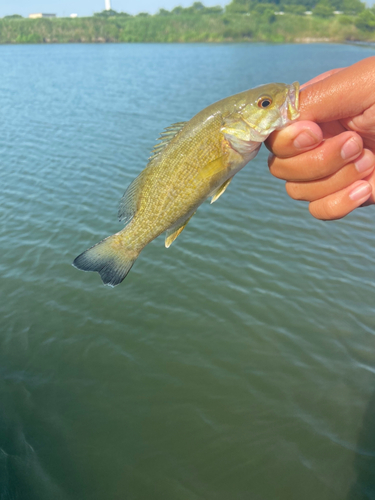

{"left": 105, "top": 0, "right": 111, "bottom": 10}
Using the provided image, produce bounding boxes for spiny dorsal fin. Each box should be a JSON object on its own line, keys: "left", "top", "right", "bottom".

{"left": 210, "top": 178, "right": 233, "bottom": 204}
{"left": 118, "top": 170, "right": 148, "bottom": 223}
{"left": 165, "top": 212, "right": 195, "bottom": 248}
{"left": 149, "top": 122, "right": 187, "bottom": 162}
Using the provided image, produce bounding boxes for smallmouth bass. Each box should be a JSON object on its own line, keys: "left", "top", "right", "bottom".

{"left": 74, "top": 82, "right": 300, "bottom": 286}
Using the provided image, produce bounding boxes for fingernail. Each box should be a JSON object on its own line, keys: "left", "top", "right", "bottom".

{"left": 341, "top": 137, "right": 361, "bottom": 160}
{"left": 349, "top": 181, "right": 371, "bottom": 201}
{"left": 293, "top": 130, "right": 320, "bottom": 150}
{"left": 355, "top": 152, "right": 375, "bottom": 173}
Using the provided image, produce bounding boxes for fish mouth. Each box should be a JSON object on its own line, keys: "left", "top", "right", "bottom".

{"left": 286, "top": 82, "right": 300, "bottom": 122}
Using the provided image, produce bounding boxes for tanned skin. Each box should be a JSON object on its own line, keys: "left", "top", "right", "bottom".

{"left": 266, "top": 56, "right": 375, "bottom": 220}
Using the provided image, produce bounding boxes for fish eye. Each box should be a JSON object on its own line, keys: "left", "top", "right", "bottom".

{"left": 258, "top": 97, "right": 272, "bottom": 109}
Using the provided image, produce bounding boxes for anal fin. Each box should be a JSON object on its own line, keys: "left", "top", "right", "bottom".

{"left": 210, "top": 178, "right": 232, "bottom": 204}
{"left": 165, "top": 213, "right": 195, "bottom": 248}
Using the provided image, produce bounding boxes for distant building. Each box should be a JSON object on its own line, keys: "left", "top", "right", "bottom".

{"left": 70, "top": 13, "right": 78, "bottom": 18}
{"left": 105, "top": 0, "right": 111, "bottom": 11}
{"left": 29, "top": 13, "right": 56, "bottom": 19}
{"left": 304, "top": 11, "right": 313, "bottom": 14}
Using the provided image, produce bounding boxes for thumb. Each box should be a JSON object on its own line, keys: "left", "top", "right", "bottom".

{"left": 300, "top": 67, "right": 344, "bottom": 89}
{"left": 299, "top": 56, "right": 375, "bottom": 123}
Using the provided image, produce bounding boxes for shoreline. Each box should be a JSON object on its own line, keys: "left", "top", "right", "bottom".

{"left": 0, "top": 38, "right": 373, "bottom": 45}
{"left": 0, "top": 14, "right": 374, "bottom": 45}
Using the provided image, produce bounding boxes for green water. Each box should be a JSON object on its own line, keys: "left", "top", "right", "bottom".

{"left": 1, "top": 43, "right": 375, "bottom": 500}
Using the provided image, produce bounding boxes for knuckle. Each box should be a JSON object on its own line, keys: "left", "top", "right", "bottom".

{"left": 309, "top": 197, "right": 341, "bottom": 220}
{"left": 268, "top": 155, "right": 282, "bottom": 178}
{"left": 267, "top": 153, "right": 275, "bottom": 170}
{"left": 312, "top": 149, "right": 332, "bottom": 178}
{"left": 286, "top": 182, "right": 305, "bottom": 200}
{"left": 265, "top": 133, "right": 276, "bottom": 153}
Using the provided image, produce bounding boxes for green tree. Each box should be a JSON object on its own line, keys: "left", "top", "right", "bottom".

{"left": 313, "top": 0, "right": 334, "bottom": 16}
{"left": 263, "top": 8, "right": 277, "bottom": 21}
{"left": 202, "top": 6, "right": 224, "bottom": 13}
{"left": 280, "top": 0, "right": 315, "bottom": 9}
{"left": 192, "top": 2, "right": 205, "bottom": 10}
{"left": 157, "top": 8, "right": 171, "bottom": 15}
{"left": 226, "top": 0, "right": 253, "bottom": 14}
{"left": 282, "top": 4, "right": 307, "bottom": 14}
{"left": 172, "top": 6, "right": 184, "bottom": 14}
{"left": 337, "top": 14, "right": 353, "bottom": 24}
{"left": 355, "top": 8, "right": 375, "bottom": 29}
{"left": 94, "top": 9, "right": 118, "bottom": 17}
{"left": 253, "top": 3, "right": 276, "bottom": 13}
{"left": 341, "top": 0, "right": 364, "bottom": 14}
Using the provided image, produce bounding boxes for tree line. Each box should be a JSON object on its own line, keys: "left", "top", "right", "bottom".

{"left": 1, "top": 0, "right": 375, "bottom": 44}
{"left": 91, "top": 0, "right": 375, "bottom": 31}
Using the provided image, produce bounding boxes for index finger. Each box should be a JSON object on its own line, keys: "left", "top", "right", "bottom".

{"left": 266, "top": 120, "right": 323, "bottom": 158}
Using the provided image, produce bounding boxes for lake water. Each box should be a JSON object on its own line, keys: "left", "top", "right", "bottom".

{"left": 1, "top": 42, "right": 375, "bottom": 500}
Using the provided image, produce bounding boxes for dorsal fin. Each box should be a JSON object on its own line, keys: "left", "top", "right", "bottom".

{"left": 118, "top": 122, "right": 186, "bottom": 224}
{"left": 149, "top": 122, "right": 187, "bottom": 162}
{"left": 118, "top": 170, "right": 148, "bottom": 223}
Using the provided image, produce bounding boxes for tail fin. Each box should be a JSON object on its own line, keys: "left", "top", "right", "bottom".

{"left": 73, "top": 234, "right": 139, "bottom": 287}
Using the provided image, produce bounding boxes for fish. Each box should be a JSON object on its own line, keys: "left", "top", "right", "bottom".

{"left": 73, "top": 82, "right": 300, "bottom": 287}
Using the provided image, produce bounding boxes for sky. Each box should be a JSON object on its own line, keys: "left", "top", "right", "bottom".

{"left": 0, "top": 0, "right": 228, "bottom": 18}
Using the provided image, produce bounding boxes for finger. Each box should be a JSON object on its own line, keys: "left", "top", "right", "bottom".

{"left": 269, "top": 131, "right": 363, "bottom": 182}
{"left": 266, "top": 121, "right": 323, "bottom": 158}
{"left": 300, "top": 68, "right": 344, "bottom": 89}
{"left": 300, "top": 56, "right": 375, "bottom": 123}
{"left": 286, "top": 149, "right": 375, "bottom": 202}
{"left": 362, "top": 168, "right": 375, "bottom": 206}
{"left": 341, "top": 111, "right": 375, "bottom": 152}
{"left": 319, "top": 120, "right": 347, "bottom": 139}
{"left": 308, "top": 180, "right": 372, "bottom": 220}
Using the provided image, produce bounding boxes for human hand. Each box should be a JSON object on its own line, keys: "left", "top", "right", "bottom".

{"left": 266, "top": 56, "right": 375, "bottom": 220}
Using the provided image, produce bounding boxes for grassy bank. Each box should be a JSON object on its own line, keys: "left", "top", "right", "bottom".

{"left": 0, "top": 13, "right": 373, "bottom": 44}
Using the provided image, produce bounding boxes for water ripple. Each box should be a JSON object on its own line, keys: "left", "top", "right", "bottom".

{"left": 1, "top": 43, "right": 375, "bottom": 500}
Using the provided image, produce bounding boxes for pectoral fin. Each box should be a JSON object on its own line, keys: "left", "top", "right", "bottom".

{"left": 210, "top": 178, "right": 232, "bottom": 204}
{"left": 165, "top": 213, "right": 195, "bottom": 248}
{"left": 199, "top": 156, "right": 227, "bottom": 181}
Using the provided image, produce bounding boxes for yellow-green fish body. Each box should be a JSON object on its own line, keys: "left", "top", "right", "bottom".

{"left": 74, "top": 82, "right": 299, "bottom": 286}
